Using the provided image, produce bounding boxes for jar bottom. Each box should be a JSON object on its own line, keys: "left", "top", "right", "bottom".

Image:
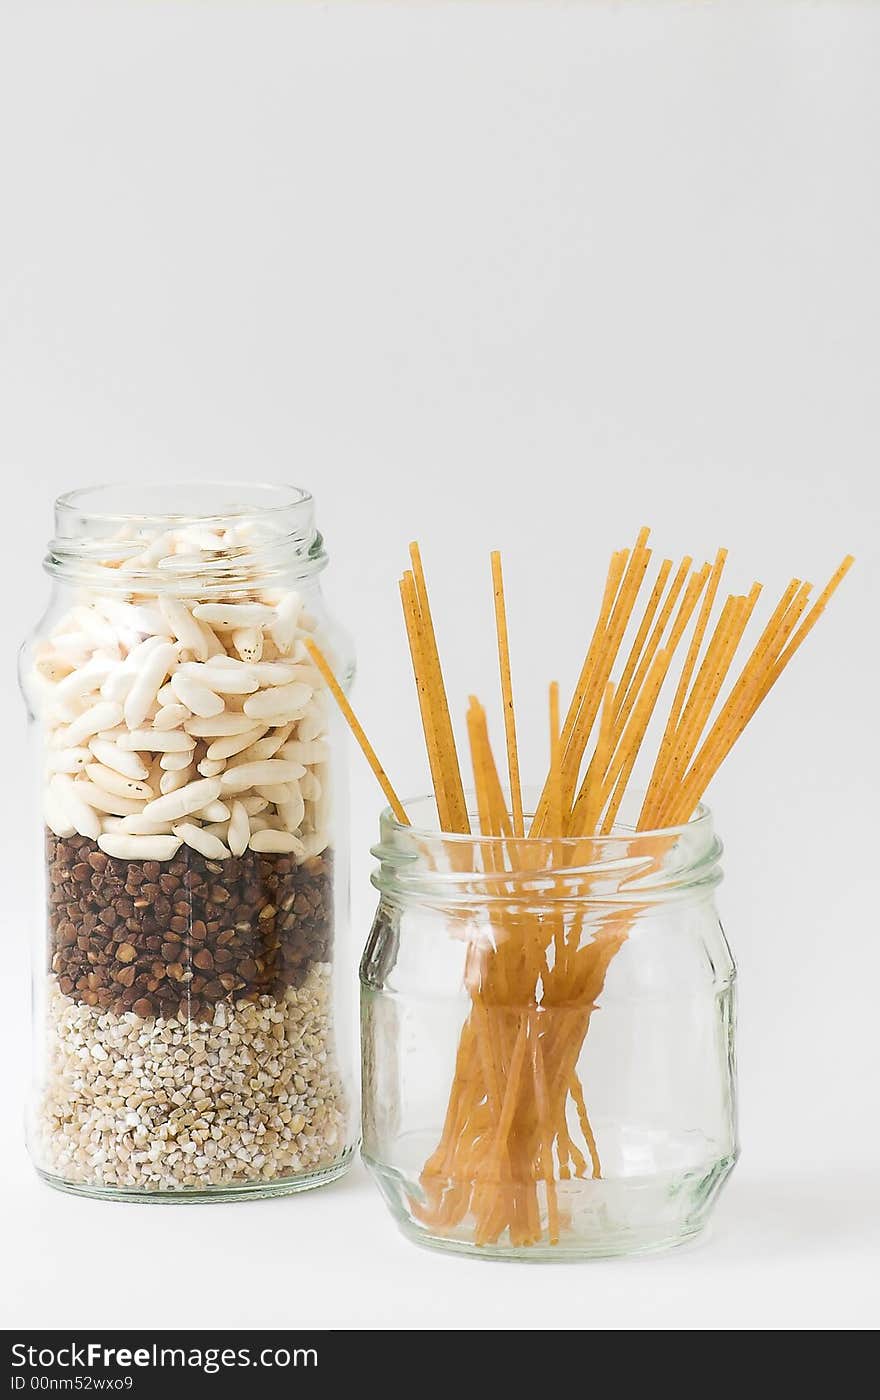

{"left": 36, "top": 1148, "right": 355, "bottom": 1204}
{"left": 363, "top": 1149, "right": 737, "bottom": 1261}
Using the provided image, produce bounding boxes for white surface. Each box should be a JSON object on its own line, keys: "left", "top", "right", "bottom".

{"left": 0, "top": 1159, "right": 878, "bottom": 1331}
{"left": 1, "top": 0, "right": 878, "bottom": 1331}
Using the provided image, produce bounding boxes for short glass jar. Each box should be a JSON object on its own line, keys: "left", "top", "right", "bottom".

{"left": 19, "top": 483, "right": 356, "bottom": 1200}
{"left": 361, "top": 790, "right": 737, "bottom": 1259}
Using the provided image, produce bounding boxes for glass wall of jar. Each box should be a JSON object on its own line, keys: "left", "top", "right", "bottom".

{"left": 19, "top": 483, "right": 356, "bottom": 1200}
{"left": 361, "top": 790, "right": 737, "bottom": 1259}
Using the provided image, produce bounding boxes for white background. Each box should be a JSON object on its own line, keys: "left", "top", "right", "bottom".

{"left": 1, "top": 0, "right": 878, "bottom": 1331}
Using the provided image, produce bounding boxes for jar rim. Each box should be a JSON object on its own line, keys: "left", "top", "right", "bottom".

{"left": 45, "top": 480, "right": 326, "bottom": 592}
{"left": 379, "top": 789, "right": 712, "bottom": 848}
{"left": 53, "top": 481, "right": 313, "bottom": 530}
{"left": 371, "top": 789, "right": 722, "bottom": 906}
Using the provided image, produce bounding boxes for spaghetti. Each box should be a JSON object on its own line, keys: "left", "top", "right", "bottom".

{"left": 309, "top": 531, "right": 852, "bottom": 1246}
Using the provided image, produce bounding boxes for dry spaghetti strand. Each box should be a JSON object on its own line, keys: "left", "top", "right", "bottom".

{"left": 559, "top": 528, "right": 653, "bottom": 805}
{"left": 669, "top": 555, "right": 854, "bottom": 825}
{"left": 601, "top": 646, "right": 671, "bottom": 834}
{"left": 651, "top": 587, "right": 761, "bottom": 828}
{"left": 409, "top": 542, "right": 470, "bottom": 834}
{"left": 612, "top": 555, "right": 691, "bottom": 736}
{"left": 568, "top": 681, "right": 616, "bottom": 839}
{"left": 640, "top": 547, "right": 723, "bottom": 825}
{"left": 660, "top": 577, "right": 809, "bottom": 823}
{"left": 571, "top": 560, "right": 707, "bottom": 835}
{"left": 303, "top": 639, "right": 408, "bottom": 826}
{"left": 611, "top": 557, "right": 672, "bottom": 727}
{"left": 762, "top": 554, "right": 854, "bottom": 693}
{"left": 529, "top": 546, "right": 629, "bottom": 834}
{"left": 399, "top": 571, "right": 453, "bottom": 828}
{"left": 491, "top": 551, "right": 524, "bottom": 837}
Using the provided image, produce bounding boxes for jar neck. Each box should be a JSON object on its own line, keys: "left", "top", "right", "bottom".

{"left": 372, "top": 792, "right": 723, "bottom": 911}
{"left": 44, "top": 482, "right": 327, "bottom": 596}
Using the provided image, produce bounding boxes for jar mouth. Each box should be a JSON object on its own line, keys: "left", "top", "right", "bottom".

{"left": 372, "top": 788, "right": 722, "bottom": 906}
{"left": 54, "top": 481, "right": 312, "bottom": 529}
{"left": 45, "top": 481, "right": 326, "bottom": 592}
{"left": 382, "top": 790, "right": 712, "bottom": 848}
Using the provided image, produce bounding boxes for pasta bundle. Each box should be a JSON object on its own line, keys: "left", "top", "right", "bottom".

{"left": 308, "top": 531, "right": 852, "bottom": 1247}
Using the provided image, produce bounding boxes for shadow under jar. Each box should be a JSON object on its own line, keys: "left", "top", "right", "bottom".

{"left": 361, "top": 791, "right": 738, "bottom": 1259}
{"left": 20, "top": 483, "right": 356, "bottom": 1200}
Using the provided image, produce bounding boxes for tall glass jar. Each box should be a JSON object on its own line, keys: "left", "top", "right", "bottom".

{"left": 361, "top": 791, "right": 737, "bottom": 1259}
{"left": 19, "top": 483, "right": 356, "bottom": 1200}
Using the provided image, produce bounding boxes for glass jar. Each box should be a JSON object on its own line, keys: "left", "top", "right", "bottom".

{"left": 361, "top": 790, "right": 737, "bottom": 1259}
{"left": 19, "top": 482, "right": 356, "bottom": 1200}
